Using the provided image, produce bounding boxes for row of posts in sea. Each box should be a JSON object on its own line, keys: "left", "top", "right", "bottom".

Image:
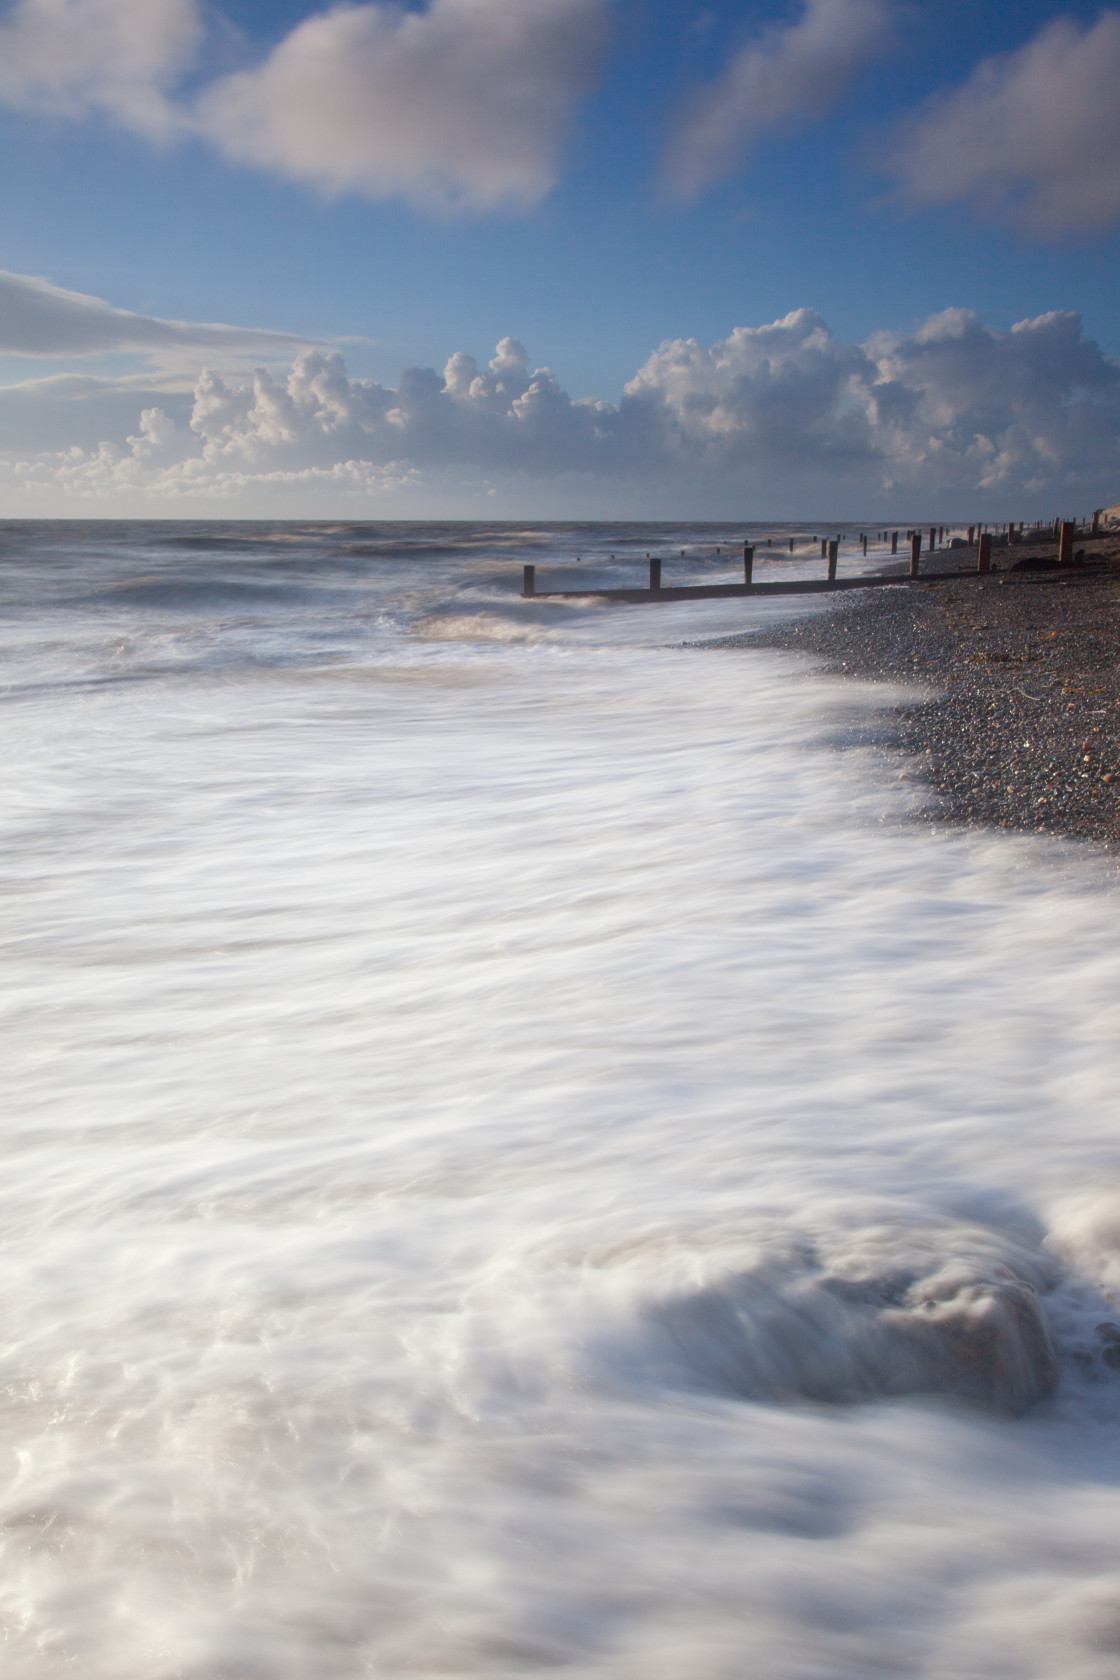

{"left": 739, "top": 515, "right": 1098, "bottom": 580}
{"left": 741, "top": 516, "right": 1097, "bottom": 586}
{"left": 522, "top": 515, "right": 1105, "bottom": 599}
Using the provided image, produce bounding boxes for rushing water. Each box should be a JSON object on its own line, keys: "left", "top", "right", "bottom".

{"left": 2, "top": 519, "right": 1120, "bottom": 1679}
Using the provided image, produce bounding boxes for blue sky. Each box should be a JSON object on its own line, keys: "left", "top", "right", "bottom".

{"left": 1, "top": 0, "right": 1119, "bottom": 517}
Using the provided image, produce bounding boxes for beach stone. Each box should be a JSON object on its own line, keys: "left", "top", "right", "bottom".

{"left": 652, "top": 1251, "right": 1058, "bottom": 1416}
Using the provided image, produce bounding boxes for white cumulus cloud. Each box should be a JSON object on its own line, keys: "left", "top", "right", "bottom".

{"left": 885, "top": 10, "right": 1120, "bottom": 235}
{"left": 197, "top": 0, "right": 607, "bottom": 210}
{"left": 664, "top": 0, "right": 890, "bottom": 201}
{"left": 0, "top": 269, "right": 311, "bottom": 358}
{"left": 0, "top": 0, "right": 200, "bottom": 135}
{"left": 0, "top": 0, "right": 603, "bottom": 211}
{"left": 2, "top": 308, "right": 1117, "bottom": 512}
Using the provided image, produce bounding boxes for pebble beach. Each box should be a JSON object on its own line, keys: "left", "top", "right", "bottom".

{"left": 737, "top": 532, "right": 1120, "bottom": 849}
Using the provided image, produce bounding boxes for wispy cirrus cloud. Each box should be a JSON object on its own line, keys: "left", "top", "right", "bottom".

{"left": 885, "top": 10, "right": 1120, "bottom": 235}
{"left": 0, "top": 269, "right": 310, "bottom": 359}
{"left": 663, "top": 0, "right": 891, "bottom": 202}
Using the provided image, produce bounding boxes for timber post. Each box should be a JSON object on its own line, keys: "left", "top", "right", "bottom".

{"left": 523, "top": 564, "right": 535, "bottom": 597}
{"left": 743, "top": 544, "right": 754, "bottom": 585}
{"left": 910, "top": 532, "right": 921, "bottom": 577}
{"left": 827, "top": 539, "right": 839, "bottom": 582}
{"left": 977, "top": 533, "right": 991, "bottom": 574}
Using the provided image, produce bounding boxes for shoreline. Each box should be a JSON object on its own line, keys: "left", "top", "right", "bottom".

{"left": 709, "top": 534, "right": 1120, "bottom": 850}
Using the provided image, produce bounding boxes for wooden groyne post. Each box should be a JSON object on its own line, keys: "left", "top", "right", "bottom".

{"left": 827, "top": 539, "right": 839, "bottom": 582}
{"left": 910, "top": 532, "right": 921, "bottom": 577}
{"left": 891, "top": 531, "right": 898, "bottom": 555}
{"left": 649, "top": 556, "right": 662, "bottom": 591}
{"left": 1058, "top": 521, "right": 1075, "bottom": 566}
{"left": 743, "top": 544, "right": 754, "bottom": 585}
{"left": 523, "top": 564, "right": 535, "bottom": 596}
{"left": 977, "top": 533, "right": 991, "bottom": 574}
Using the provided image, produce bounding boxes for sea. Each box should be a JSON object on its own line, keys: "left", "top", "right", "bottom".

{"left": 1, "top": 518, "right": 1120, "bottom": 1679}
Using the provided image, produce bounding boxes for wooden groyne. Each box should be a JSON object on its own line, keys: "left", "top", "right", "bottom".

{"left": 521, "top": 522, "right": 1093, "bottom": 603}
{"left": 521, "top": 543, "right": 976, "bottom": 602}
{"left": 522, "top": 568, "right": 982, "bottom": 602}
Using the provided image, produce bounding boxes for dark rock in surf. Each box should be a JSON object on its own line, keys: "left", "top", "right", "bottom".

{"left": 650, "top": 1252, "right": 1058, "bottom": 1417}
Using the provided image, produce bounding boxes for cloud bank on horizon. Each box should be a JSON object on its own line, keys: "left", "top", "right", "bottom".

{"left": 1, "top": 274, "right": 1116, "bottom": 514}
{"left": 1, "top": 0, "right": 1119, "bottom": 227}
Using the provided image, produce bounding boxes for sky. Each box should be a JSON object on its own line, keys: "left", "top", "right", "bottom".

{"left": 1, "top": 0, "right": 1119, "bottom": 519}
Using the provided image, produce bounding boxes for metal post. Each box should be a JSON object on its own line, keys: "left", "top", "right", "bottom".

{"left": 523, "top": 564, "right": 535, "bottom": 597}
{"left": 649, "top": 556, "right": 661, "bottom": 591}
{"left": 910, "top": 532, "right": 921, "bottom": 577}
{"left": 1058, "top": 521, "right": 1075, "bottom": 566}
{"left": 743, "top": 544, "right": 754, "bottom": 585}
{"left": 977, "top": 533, "right": 991, "bottom": 574}
{"left": 827, "top": 539, "right": 838, "bottom": 582}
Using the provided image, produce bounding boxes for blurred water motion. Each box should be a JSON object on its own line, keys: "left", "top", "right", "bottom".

{"left": 0, "top": 521, "right": 1119, "bottom": 1678}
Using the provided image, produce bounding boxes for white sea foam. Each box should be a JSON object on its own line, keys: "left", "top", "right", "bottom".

{"left": 0, "top": 522, "right": 1119, "bottom": 1677}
